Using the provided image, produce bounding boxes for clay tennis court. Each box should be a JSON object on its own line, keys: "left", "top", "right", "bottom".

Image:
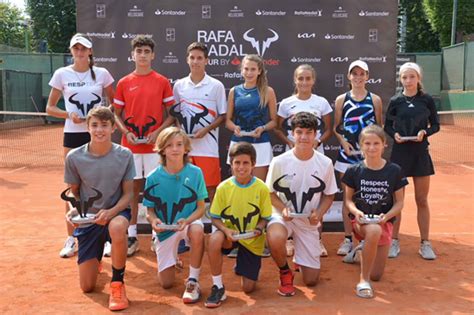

{"left": 0, "top": 120, "right": 473, "bottom": 313}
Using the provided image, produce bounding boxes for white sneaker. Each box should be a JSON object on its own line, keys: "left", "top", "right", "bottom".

{"left": 182, "top": 279, "right": 201, "bottom": 304}
{"left": 286, "top": 239, "right": 294, "bottom": 257}
{"left": 103, "top": 241, "right": 112, "bottom": 257}
{"left": 419, "top": 240, "right": 436, "bottom": 260}
{"left": 59, "top": 237, "right": 76, "bottom": 258}
{"left": 227, "top": 247, "right": 238, "bottom": 258}
{"left": 127, "top": 237, "right": 139, "bottom": 257}
{"left": 388, "top": 239, "right": 400, "bottom": 258}
{"left": 337, "top": 238, "right": 353, "bottom": 256}
{"left": 343, "top": 241, "right": 364, "bottom": 264}
{"left": 320, "top": 240, "right": 328, "bottom": 257}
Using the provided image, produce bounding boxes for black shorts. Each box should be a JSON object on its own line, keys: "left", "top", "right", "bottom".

{"left": 222, "top": 242, "right": 261, "bottom": 281}
{"left": 64, "top": 132, "right": 90, "bottom": 148}
{"left": 391, "top": 144, "right": 435, "bottom": 177}
{"left": 73, "top": 209, "right": 131, "bottom": 265}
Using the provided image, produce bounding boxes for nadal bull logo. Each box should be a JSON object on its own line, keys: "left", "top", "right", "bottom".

{"left": 144, "top": 183, "right": 197, "bottom": 224}
{"left": 273, "top": 174, "right": 326, "bottom": 213}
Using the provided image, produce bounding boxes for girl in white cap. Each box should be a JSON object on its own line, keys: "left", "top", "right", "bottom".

{"left": 384, "top": 62, "right": 440, "bottom": 260}
{"left": 333, "top": 60, "right": 383, "bottom": 257}
{"left": 46, "top": 33, "right": 115, "bottom": 259}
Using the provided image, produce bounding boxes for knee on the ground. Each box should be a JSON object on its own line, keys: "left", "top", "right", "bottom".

{"left": 80, "top": 282, "right": 95, "bottom": 293}
{"left": 303, "top": 278, "right": 319, "bottom": 287}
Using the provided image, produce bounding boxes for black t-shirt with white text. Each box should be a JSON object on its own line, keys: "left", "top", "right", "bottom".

{"left": 342, "top": 161, "right": 408, "bottom": 222}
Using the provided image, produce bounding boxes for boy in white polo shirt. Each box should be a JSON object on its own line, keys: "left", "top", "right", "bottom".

{"left": 172, "top": 42, "right": 227, "bottom": 202}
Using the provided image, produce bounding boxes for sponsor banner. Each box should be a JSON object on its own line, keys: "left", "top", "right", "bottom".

{"left": 78, "top": 0, "right": 398, "bottom": 220}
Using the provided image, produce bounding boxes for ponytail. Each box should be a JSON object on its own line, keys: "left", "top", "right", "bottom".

{"left": 89, "top": 53, "right": 96, "bottom": 81}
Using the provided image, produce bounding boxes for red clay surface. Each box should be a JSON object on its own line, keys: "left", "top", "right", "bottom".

{"left": 0, "top": 163, "right": 472, "bottom": 314}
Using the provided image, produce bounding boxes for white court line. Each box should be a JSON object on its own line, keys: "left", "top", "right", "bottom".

{"left": 5, "top": 167, "right": 27, "bottom": 174}
{"left": 459, "top": 164, "right": 474, "bottom": 171}
{"left": 402, "top": 232, "right": 474, "bottom": 236}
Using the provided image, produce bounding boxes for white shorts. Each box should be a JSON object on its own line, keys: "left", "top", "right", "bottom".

{"left": 268, "top": 215, "right": 321, "bottom": 269}
{"left": 227, "top": 141, "right": 273, "bottom": 167}
{"left": 334, "top": 161, "right": 351, "bottom": 174}
{"left": 155, "top": 220, "right": 204, "bottom": 273}
{"left": 133, "top": 153, "right": 161, "bottom": 179}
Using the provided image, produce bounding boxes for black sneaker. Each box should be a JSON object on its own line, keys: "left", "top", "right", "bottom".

{"left": 127, "top": 236, "right": 139, "bottom": 257}
{"left": 204, "top": 285, "right": 226, "bottom": 308}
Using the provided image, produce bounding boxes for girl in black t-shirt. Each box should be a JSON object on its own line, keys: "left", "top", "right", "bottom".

{"left": 384, "top": 62, "right": 440, "bottom": 260}
{"left": 342, "top": 125, "right": 408, "bottom": 299}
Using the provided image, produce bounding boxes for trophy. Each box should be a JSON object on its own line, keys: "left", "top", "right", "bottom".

{"left": 220, "top": 204, "right": 260, "bottom": 241}
{"left": 238, "top": 129, "right": 256, "bottom": 137}
{"left": 336, "top": 122, "right": 362, "bottom": 156}
{"left": 170, "top": 102, "right": 212, "bottom": 139}
{"left": 124, "top": 116, "right": 157, "bottom": 144}
{"left": 387, "top": 106, "right": 431, "bottom": 141}
{"left": 68, "top": 92, "right": 102, "bottom": 121}
{"left": 286, "top": 200, "right": 311, "bottom": 218}
{"left": 353, "top": 190, "right": 389, "bottom": 224}
{"left": 61, "top": 187, "right": 102, "bottom": 226}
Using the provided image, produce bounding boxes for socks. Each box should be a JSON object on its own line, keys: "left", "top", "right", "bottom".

{"left": 188, "top": 266, "right": 200, "bottom": 282}
{"left": 279, "top": 263, "right": 290, "bottom": 271}
{"left": 112, "top": 266, "right": 125, "bottom": 283}
{"left": 128, "top": 224, "right": 137, "bottom": 238}
{"left": 212, "top": 275, "right": 223, "bottom": 289}
{"left": 345, "top": 235, "right": 353, "bottom": 242}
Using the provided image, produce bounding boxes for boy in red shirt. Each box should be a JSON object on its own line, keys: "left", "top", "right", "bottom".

{"left": 112, "top": 35, "right": 175, "bottom": 256}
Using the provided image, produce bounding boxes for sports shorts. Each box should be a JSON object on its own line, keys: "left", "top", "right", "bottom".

{"left": 63, "top": 132, "right": 90, "bottom": 149}
{"left": 133, "top": 153, "right": 161, "bottom": 179}
{"left": 190, "top": 156, "right": 221, "bottom": 187}
{"left": 351, "top": 220, "right": 393, "bottom": 246}
{"left": 74, "top": 208, "right": 131, "bottom": 264}
{"left": 268, "top": 215, "right": 321, "bottom": 269}
{"left": 221, "top": 241, "right": 261, "bottom": 281}
{"left": 154, "top": 219, "right": 204, "bottom": 273}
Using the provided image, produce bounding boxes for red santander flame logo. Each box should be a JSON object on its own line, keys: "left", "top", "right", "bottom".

{"left": 231, "top": 57, "right": 241, "bottom": 66}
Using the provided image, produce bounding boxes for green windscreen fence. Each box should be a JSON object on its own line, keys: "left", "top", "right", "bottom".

{"left": 0, "top": 70, "right": 43, "bottom": 115}
{"left": 442, "top": 43, "right": 465, "bottom": 90}
{"left": 465, "top": 42, "right": 474, "bottom": 90}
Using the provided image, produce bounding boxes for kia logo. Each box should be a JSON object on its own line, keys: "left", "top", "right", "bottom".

{"left": 367, "top": 78, "right": 382, "bottom": 84}
{"left": 298, "top": 33, "right": 316, "bottom": 39}
{"left": 330, "top": 57, "right": 348, "bottom": 62}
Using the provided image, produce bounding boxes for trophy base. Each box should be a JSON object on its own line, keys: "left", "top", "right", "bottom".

{"left": 288, "top": 212, "right": 311, "bottom": 218}
{"left": 359, "top": 215, "right": 382, "bottom": 224}
{"left": 232, "top": 231, "right": 257, "bottom": 240}
{"left": 156, "top": 224, "right": 180, "bottom": 230}
{"left": 239, "top": 130, "right": 255, "bottom": 137}
{"left": 134, "top": 138, "right": 148, "bottom": 144}
{"left": 399, "top": 136, "right": 418, "bottom": 141}
{"left": 71, "top": 213, "right": 96, "bottom": 225}
{"left": 350, "top": 150, "right": 362, "bottom": 156}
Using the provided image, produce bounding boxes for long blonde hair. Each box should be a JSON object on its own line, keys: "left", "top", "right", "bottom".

{"left": 242, "top": 54, "right": 268, "bottom": 107}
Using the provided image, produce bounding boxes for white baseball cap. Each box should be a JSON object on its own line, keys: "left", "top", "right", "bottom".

{"left": 348, "top": 60, "right": 369, "bottom": 74}
{"left": 69, "top": 34, "right": 93, "bottom": 49}
{"left": 399, "top": 62, "right": 422, "bottom": 78}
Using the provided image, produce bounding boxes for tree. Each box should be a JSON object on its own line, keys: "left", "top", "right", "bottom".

{"left": 27, "top": 0, "right": 76, "bottom": 53}
{"left": 423, "top": 0, "right": 474, "bottom": 47}
{"left": 0, "top": 3, "right": 30, "bottom": 50}
{"left": 399, "top": 0, "right": 440, "bottom": 52}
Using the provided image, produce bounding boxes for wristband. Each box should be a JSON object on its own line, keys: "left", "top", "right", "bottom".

{"left": 262, "top": 125, "right": 266, "bottom": 131}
